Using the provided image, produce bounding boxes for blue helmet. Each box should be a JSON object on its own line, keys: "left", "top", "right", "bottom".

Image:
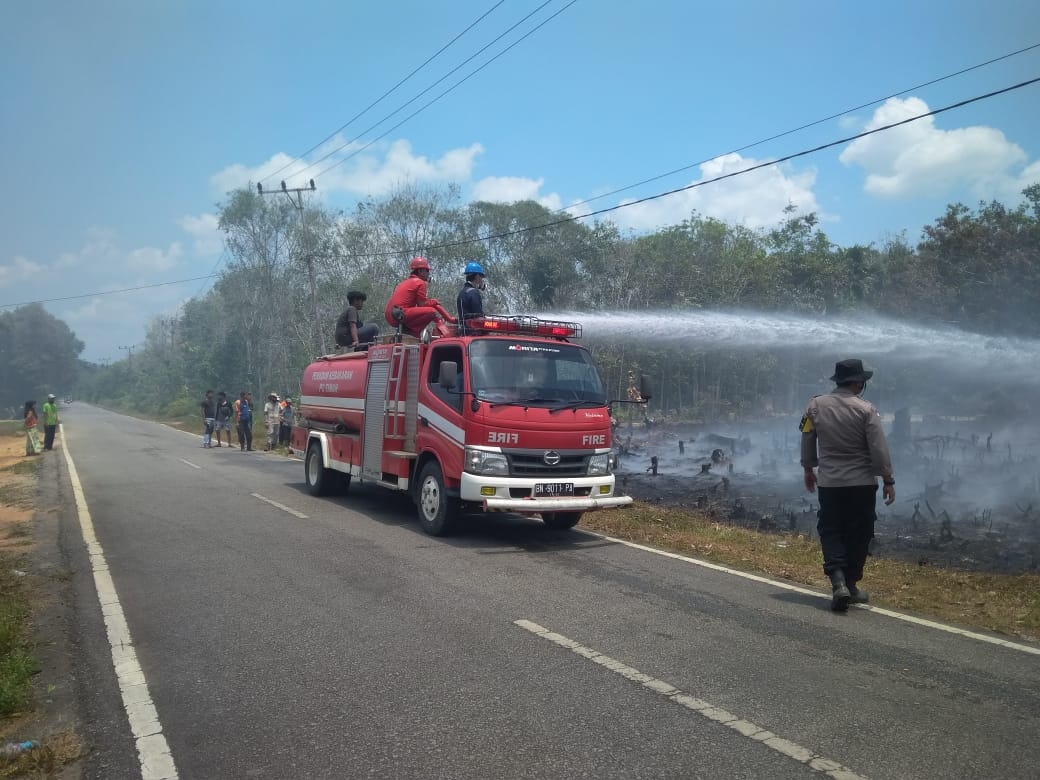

{"left": 464, "top": 261, "right": 485, "bottom": 276}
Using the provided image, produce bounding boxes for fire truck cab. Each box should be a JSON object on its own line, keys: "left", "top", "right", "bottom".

{"left": 292, "top": 315, "right": 633, "bottom": 535}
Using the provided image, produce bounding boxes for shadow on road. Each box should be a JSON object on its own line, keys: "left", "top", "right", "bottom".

{"left": 283, "top": 478, "right": 620, "bottom": 554}
{"left": 770, "top": 589, "right": 831, "bottom": 611}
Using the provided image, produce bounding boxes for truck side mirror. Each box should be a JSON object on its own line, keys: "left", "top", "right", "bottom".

{"left": 639, "top": 374, "right": 653, "bottom": 401}
{"left": 438, "top": 361, "right": 458, "bottom": 390}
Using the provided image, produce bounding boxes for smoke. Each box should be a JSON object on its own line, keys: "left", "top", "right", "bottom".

{"left": 565, "top": 308, "right": 1040, "bottom": 571}
{"left": 553, "top": 309, "right": 1040, "bottom": 385}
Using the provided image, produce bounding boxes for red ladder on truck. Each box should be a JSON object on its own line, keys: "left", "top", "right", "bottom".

{"left": 362, "top": 343, "right": 419, "bottom": 485}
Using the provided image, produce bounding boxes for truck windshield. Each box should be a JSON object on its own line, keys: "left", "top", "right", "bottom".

{"left": 468, "top": 340, "right": 607, "bottom": 406}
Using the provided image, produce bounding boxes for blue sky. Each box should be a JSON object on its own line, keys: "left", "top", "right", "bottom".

{"left": 2, "top": 0, "right": 1039, "bottom": 363}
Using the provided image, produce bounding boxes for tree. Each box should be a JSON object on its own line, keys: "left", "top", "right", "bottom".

{"left": 916, "top": 186, "right": 1040, "bottom": 336}
{"left": 0, "top": 304, "right": 83, "bottom": 415}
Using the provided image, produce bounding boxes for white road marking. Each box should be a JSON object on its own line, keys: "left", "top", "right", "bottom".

{"left": 589, "top": 533, "right": 1040, "bottom": 657}
{"left": 251, "top": 493, "right": 308, "bottom": 519}
{"left": 515, "top": 619, "right": 867, "bottom": 780}
{"left": 61, "top": 435, "right": 179, "bottom": 779}
{"left": 177, "top": 458, "right": 201, "bottom": 470}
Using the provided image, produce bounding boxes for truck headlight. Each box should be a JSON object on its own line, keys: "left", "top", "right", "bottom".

{"left": 588, "top": 452, "right": 613, "bottom": 476}
{"left": 464, "top": 447, "right": 509, "bottom": 476}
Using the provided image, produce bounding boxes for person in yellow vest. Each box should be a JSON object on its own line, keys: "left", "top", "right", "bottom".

{"left": 42, "top": 394, "right": 59, "bottom": 451}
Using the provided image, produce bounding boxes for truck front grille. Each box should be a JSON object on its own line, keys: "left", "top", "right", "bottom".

{"left": 506, "top": 451, "right": 588, "bottom": 478}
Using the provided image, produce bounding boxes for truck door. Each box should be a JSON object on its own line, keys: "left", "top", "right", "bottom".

{"left": 362, "top": 344, "right": 418, "bottom": 480}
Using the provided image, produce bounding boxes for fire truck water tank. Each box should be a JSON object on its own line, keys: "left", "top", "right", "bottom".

{"left": 298, "top": 353, "right": 369, "bottom": 431}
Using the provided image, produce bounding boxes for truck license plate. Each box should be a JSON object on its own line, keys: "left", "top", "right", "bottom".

{"left": 535, "top": 482, "right": 574, "bottom": 497}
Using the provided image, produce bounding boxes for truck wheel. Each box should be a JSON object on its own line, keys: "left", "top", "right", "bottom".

{"left": 416, "top": 461, "right": 458, "bottom": 536}
{"left": 541, "top": 512, "right": 582, "bottom": 530}
{"left": 305, "top": 442, "right": 332, "bottom": 496}
{"left": 333, "top": 472, "right": 352, "bottom": 495}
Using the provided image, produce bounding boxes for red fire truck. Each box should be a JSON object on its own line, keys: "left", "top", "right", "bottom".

{"left": 292, "top": 315, "right": 643, "bottom": 535}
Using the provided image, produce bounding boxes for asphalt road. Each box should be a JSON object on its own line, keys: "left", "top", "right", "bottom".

{"left": 50, "top": 404, "right": 1040, "bottom": 779}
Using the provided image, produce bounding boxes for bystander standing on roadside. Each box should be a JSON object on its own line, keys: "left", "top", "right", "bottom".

{"left": 24, "top": 401, "right": 43, "bottom": 456}
{"left": 200, "top": 389, "right": 216, "bottom": 448}
{"left": 41, "top": 394, "right": 59, "bottom": 451}
{"left": 263, "top": 393, "right": 280, "bottom": 451}
{"left": 279, "top": 397, "right": 294, "bottom": 446}
{"left": 233, "top": 393, "right": 243, "bottom": 448}
{"left": 214, "top": 392, "right": 233, "bottom": 448}
{"left": 238, "top": 392, "right": 254, "bottom": 451}
{"left": 801, "top": 358, "right": 895, "bottom": 612}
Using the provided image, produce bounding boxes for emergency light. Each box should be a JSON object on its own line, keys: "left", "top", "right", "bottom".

{"left": 469, "top": 315, "right": 582, "bottom": 339}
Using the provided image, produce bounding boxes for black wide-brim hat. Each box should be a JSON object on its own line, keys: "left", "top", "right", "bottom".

{"left": 830, "top": 358, "right": 873, "bottom": 383}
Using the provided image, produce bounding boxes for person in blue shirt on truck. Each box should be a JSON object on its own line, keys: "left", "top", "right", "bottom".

{"left": 456, "top": 261, "right": 486, "bottom": 335}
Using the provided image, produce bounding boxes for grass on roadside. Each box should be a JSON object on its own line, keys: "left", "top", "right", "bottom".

{"left": 0, "top": 425, "right": 83, "bottom": 773}
{"left": 0, "top": 484, "right": 33, "bottom": 512}
{"left": 0, "top": 729, "right": 83, "bottom": 778}
{"left": 0, "top": 461, "right": 37, "bottom": 477}
{"left": 0, "top": 567, "right": 37, "bottom": 718}
{"left": 582, "top": 502, "right": 1040, "bottom": 643}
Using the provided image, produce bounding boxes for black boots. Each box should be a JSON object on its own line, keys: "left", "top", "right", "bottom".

{"left": 829, "top": 570, "right": 851, "bottom": 612}
{"left": 848, "top": 584, "right": 869, "bottom": 604}
{"left": 828, "top": 571, "right": 869, "bottom": 609}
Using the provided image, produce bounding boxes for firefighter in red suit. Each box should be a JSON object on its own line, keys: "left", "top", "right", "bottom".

{"left": 385, "top": 256, "right": 450, "bottom": 336}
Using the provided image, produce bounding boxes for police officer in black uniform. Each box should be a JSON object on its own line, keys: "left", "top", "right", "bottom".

{"left": 801, "top": 359, "right": 896, "bottom": 611}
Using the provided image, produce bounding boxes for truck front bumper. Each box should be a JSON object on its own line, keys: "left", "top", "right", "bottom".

{"left": 459, "top": 472, "right": 631, "bottom": 514}
{"left": 481, "top": 494, "right": 633, "bottom": 513}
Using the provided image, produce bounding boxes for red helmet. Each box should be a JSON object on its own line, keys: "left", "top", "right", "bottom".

{"left": 410, "top": 256, "right": 431, "bottom": 271}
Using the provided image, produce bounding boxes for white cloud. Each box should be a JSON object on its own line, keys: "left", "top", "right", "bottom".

{"left": 1009, "top": 159, "right": 1040, "bottom": 198}
{"left": 1, "top": 227, "right": 202, "bottom": 361}
{"left": 55, "top": 226, "right": 118, "bottom": 270}
{"left": 0, "top": 256, "right": 43, "bottom": 290}
{"left": 210, "top": 137, "right": 484, "bottom": 198}
{"left": 179, "top": 213, "right": 223, "bottom": 256}
{"left": 471, "top": 175, "right": 562, "bottom": 210}
{"left": 44, "top": 228, "right": 183, "bottom": 281}
{"left": 839, "top": 97, "right": 1032, "bottom": 199}
{"left": 609, "top": 153, "right": 821, "bottom": 231}
{"left": 208, "top": 150, "right": 322, "bottom": 196}
{"left": 126, "top": 243, "right": 182, "bottom": 272}
{"left": 46, "top": 228, "right": 183, "bottom": 275}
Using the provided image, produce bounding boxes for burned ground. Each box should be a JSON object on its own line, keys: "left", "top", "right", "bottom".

{"left": 614, "top": 417, "right": 1040, "bottom": 575}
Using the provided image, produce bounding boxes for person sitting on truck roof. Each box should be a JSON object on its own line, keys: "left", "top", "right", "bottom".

{"left": 384, "top": 256, "right": 449, "bottom": 337}
{"left": 456, "top": 261, "right": 486, "bottom": 335}
{"left": 335, "top": 291, "right": 381, "bottom": 351}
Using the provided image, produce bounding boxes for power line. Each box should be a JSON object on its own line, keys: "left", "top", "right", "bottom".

{"left": 257, "top": 180, "right": 326, "bottom": 353}
{"left": 334, "top": 75, "right": 1040, "bottom": 258}
{"left": 0, "top": 274, "right": 218, "bottom": 310}
{"left": 562, "top": 41, "right": 1040, "bottom": 213}
{"left": 192, "top": 247, "right": 233, "bottom": 299}
{"left": 126, "top": 39, "right": 1040, "bottom": 307}
{"left": 308, "top": 0, "right": 578, "bottom": 182}
{"left": 10, "top": 77, "right": 1036, "bottom": 310}
{"left": 199, "top": 6, "right": 551, "bottom": 298}
{"left": 295, "top": 0, "right": 559, "bottom": 180}
{"left": 260, "top": 0, "right": 508, "bottom": 186}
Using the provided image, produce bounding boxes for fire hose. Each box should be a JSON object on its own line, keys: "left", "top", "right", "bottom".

{"left": 429, "top": 300, "right": 458, "bottom": 323}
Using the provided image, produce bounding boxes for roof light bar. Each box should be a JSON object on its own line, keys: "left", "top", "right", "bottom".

{"left": 469, "top": 315, "right": 581, "bottom": 339}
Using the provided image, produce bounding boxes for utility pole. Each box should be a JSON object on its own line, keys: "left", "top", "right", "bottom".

{"left": 119, "top": 344, "right": 135, "bottom": 368}
{"left": 257, "top": 178, "right": 324, "bottom": 353}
